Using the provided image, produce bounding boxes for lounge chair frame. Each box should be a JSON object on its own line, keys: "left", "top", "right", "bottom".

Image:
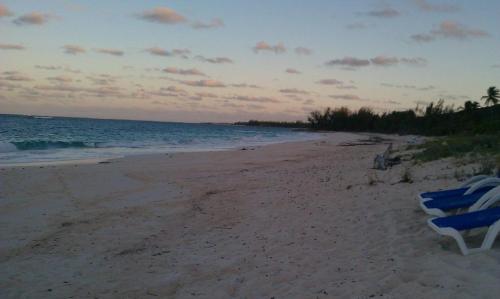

{"left": 420, "top": 178, "right": 500, "bottom": 216}
{"left": 427, "top": 187, "right": 500, "bottom": 255}
{"left": 417, "top": 175, "right": 489, "bottom": 203}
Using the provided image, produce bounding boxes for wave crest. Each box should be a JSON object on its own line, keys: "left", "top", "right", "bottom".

{"left": 8, "top": 140, "right": 98, "bottom": 151}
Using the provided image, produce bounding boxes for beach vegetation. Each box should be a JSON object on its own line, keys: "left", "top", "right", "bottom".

{"left": 237, "top": 87, "right": 499, "bottom": 136}
{"left": 400, "top": 167, "right": 413, "bottom": 183}
{"left": 305, "top": 96, "right": 499, "bottom": 136}
{"left": 413, "top": 134, "right": 500, "bottom": 162}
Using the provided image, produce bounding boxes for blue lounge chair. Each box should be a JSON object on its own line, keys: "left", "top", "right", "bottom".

{"left": 420, "top": 179, "right": 500, "bottom": 216}
{"left": 428, "top": 187, "right": 500, "bottom": 255}
{"left": 418, "top": 174, "right": 495, "bottom": 202}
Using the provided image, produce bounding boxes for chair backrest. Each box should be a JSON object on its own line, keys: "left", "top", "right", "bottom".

{"left": 464, "top": 177, "right": 500, "bottom": 195}
{"left": 469, "top": 186, "right": 500, "bottom": 212}
{"left": 459, "top": 174, "right": 489, "bottom": 188}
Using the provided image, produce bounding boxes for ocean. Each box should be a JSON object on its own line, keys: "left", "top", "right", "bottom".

{"left": 0, "top": 114, "right": 319, "bottom": 165}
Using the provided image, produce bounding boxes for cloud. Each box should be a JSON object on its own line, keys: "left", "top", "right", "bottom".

{"left": 138, "top": 7, "right": 187, "bottom": 24}
{"left": 87, "top": 74, "right": 117, "bottom": 85}
{"left": 2, "top": 71, "right": 33, "bottom": 81}
{"left": 371, "top": 56, "right": 427, "bottom": 66}
{"left": 164, "top": 86, "right": 186, "bottom": 94}
{"left": 410, "top": 34, "right": 435, "bottom": 43}
{"left": 285, "top": 68, "right": 301, "bottom": 74}
{"left": 35, "top": 65, "right": 81, "bottom": 73}
{"left": 179, "top": 79, "right": 225, "bottom": 88}
{"left": 47, "top": 75, "right": 73, "bottom": 83}
{"left": 0, "top": 43, "right": 25, "bottom": 50}
{"left": 303, "top": 99, "right": 315, "bottom": 105}
{"left": 381, "top": 83, "right": 435, "bottom": 91}
{"left": 413, "top": 0, "right": 459, "bottom": 13}
{"left": 163, "top": 67, "right": 205, "bottom": 76}
{"left": 400, "top": 57, "right": 427, "bottom": 66}
{"left": 63, "top": 44, "right": 86, "bottom": 55}
{"left": 325, "top": 57, "right": 370, "bottom": 68}
{"left": 412, "top": 21, "right": 489, "bottom": 42}
{"left": 36, "top": 65, "right": 61, "bottom": 70}
{"left": 145, "top": 47, "right": 191, "bottom": 59}
{"left": 196, "top": 92, "right": 218, "bottom": 98}
{"left": 346, "top": 22, "right": 369, "bottom": 30}
{"left": 0, "top": 4, "right": 13, "bottom": 17}
{"left": 316, "top": 79, "right": 343, "bottom": 85}
{"left": 437, "top": 93, "right": 469, "bottom": 101}
{"left": 284, "top": 94, "right": 304, "bottom": 101}
{"left": 329, "top": 94, "right": 367, "bottom": 101}
{"left": 145, "top": 47, "right": 170, "bottom": 57}
{"left": 191, "top": 18, "right": 224, "bottom": 29}
{"left": 326, "top": 56, "right": 427, "bottom": 68}
{"left": 13, "top": 12, "right": 54, "bottom": 25}
{"left": 196, "top": 56, "right": 233, "bottom": 64}
{"left": 188, "top": 96, "right": 203, "bottom": 101}
{"left": 35, "top": 84, "right": 124, "bottom": 97}
{"left": 229, "top": 95, "right": 280, "bottom": 103}
{"left": 431, "top": 21, "right": 489, "bottom": 39}
{"left": 336, "top": 85, "right": 357, "bottom": 90}
{"left": 171, "top": 48, "right": 191, "bottom": 57}
{"left": 247, "top": 104, "right": 266, "bottom": 110}
{"left": 230, "top": 83, "right": 260, "bottom": 88}
{"left": 94, "top": 48, "right": 124, "bottom": 56}
{"left": 367, "top": 7, "right": 400, "bottom": 18}
{"left": 146, "top": 86, "right": 184, "bottom": 98}
{"left": 370, "top": 56, "right": 399, "bottom": 66}
{"left": 253, "top": 41, "right": 286, "bottom": 54}
{"left": 0, "top": 79, "right": 23, "bottom": 90}
{"left": 295, "top": 47, "right": 312, "bottom": 55}
{"left": 492, "top": 64, "right": 500, "bottom": 69}
{"left": 279, "top": 88, "right": 309, "bottom": 95}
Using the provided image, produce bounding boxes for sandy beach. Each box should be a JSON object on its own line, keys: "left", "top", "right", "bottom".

{"left": 1, "top": 132, "right": 499, "bottom": 299}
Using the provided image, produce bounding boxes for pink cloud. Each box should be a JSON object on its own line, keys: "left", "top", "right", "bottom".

{"left": 413, "top": 0, "right": 459, "bottom": 13}
{"left": 191, "top": 18, "right": 224, "bottom": 29}
{"left": 253, "top": 41, "right": 286, "bottom": 54}
{"left": 0, "top": 43, "right": 25, "bottom": 50}
{"left": 285, "top": 68, "right": 301, "bottom": 74}
{"left": 0, "top": 4, "right": 13, "bottom": 17}
{"left": 367, "top": 7, "right": 400, "bottom": 18}
{"left": 13, "top": 12, "right": 54, "bottom": 25}
{"left": 316, "top": 79, "right": 343, "bottom": 85}
{"left": 196, "top": 56, "right": 233, "bottom": 64}
{"left": 180, "top": 80, "right": 225, "bottom": 88}
{"left": 138, "top": 7, "right": 187, "bottom": 24}
{"left": 163, "top": 67, "right": 205, "bottom": 76}
{"left": 94, "top": 48, "right": 124, "bottom": 56}
{"left": 63, "top": 44, "right": 86, "bottom": 55}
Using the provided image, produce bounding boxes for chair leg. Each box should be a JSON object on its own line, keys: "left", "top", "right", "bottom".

{"left": 447, "top": 229, "right": 471, "bottom": 255}
{"left": 428, "top": 220, "right": 471, "bottom": 255}
{"left": 481, "top": 221, "right": 500, "bottom": 251}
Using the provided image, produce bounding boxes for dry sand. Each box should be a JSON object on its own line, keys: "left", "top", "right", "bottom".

{"left": 1, "top": 132, "right": 499, "bottom": 299}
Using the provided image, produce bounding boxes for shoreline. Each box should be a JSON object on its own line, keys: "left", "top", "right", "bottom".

{"left": 0, "top": 132, "right": 327, "bottom": 168}
{"left": 1, "top": 132, "right": 499, "bottom": 298}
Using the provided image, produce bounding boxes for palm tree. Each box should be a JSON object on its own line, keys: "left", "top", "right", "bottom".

{"left": 462, "top": 100, "right": 480, "bottom": 112}
{"left": 481, "top": 86, "right": 499, "bottom": 106}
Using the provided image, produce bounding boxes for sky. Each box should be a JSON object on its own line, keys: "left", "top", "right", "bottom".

{"left": 1, "top": 0, "right": 499, "bottom": 122}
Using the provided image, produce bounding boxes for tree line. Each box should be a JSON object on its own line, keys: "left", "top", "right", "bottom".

{"left": 237, "top": 86, "right": 500, "bottom": 136}
{"left": 307, "top": 86, "right": 499, "bottom": 135}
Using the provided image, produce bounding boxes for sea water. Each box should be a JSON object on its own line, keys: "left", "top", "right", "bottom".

{"left": 0, "top": 114, "right": 319, "bottom": 165}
